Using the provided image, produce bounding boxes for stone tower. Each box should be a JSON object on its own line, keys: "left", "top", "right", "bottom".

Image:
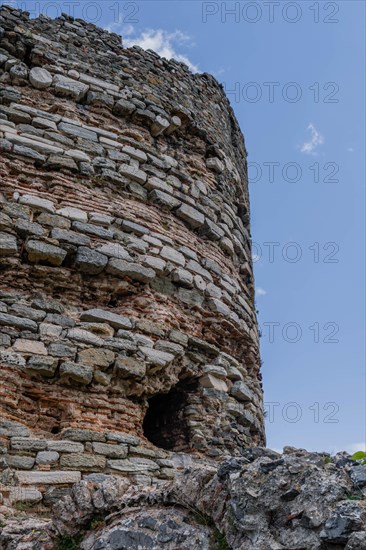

{"left": 0, "top": 5, "right": 264, "bottom": 489}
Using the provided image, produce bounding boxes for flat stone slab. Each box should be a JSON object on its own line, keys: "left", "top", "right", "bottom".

{"left": 16, "top": 470, "right": 81, "bottom": 484}
{"left": 80, "top": 309, "right": 133, "bottom": 329}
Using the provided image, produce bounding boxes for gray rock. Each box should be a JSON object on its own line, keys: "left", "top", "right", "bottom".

{"left": 109, "top": 529, "right": 154, "bottom": 549}
{"left": 36, "top": 451, "right": 59, "bottom": 465}
{"left": 0, "top": 232, "right": 17, "bottom": 256}
{"left": 0, "top": 419, "right": 30, "bottom": 438}
{"left": 59, "top": 361, "right": 93, "bottom": 384}
{"left": 72, "top": 221, "right": 115, "bottom": 240}
{"left": 107, "top": 457, "right": 159, "bottom": 473}
{"left": 80, "top": 309, "right": 133, "bottom": 329}
{"left": 107, "top": 258, "right": 155, "bottom": 283}
{"left": 67, "top": 328, "right": 103, "bottom": 346}
{"left": 350, "top": 465, "right": 366, "bottom": 487}
{"left": 176, "top": 203, "right": 205, "bottom": 229}
{"left": 172, "top": 268, "right": 194, "bottom": 287}
{"left": 60, "top": 453, "right": 106, "bottom": 470}
{"left": 107, "top": 432, "right": 140, "bottom": 445}
{"left": 139, "top": 347, "right": 175, "bottom": 369}
{"left": 74, "top": 246, "right": 108, "bottom": 274}
{"left": 51, "top": 228, "right": 91, "bottom": 246}
{"left": 230, "top": 381, "right": 253, "bottom": 402}
{"left": 48, "top": 342, "right": 76, "bottom": 358}
{"left": 29, "top": 67, "right": 53, "bottom": 89}
{"left": 53, "top": 75, "right": 89, "bottom": 101}
{"left": 5, "top": 455, "right": 35, "bottom": 469}
{"left": 11, "top": 438, "right": 47, "bottom": 451}
{"left": 119, "top": 163, "right": 147, "bottom": 184}
{"left": 113, "top": 98, "right": 136, "bottom": 116}
{"left": 92, "top": 442, "right": 128, "bottom": 458}
{"left": 16, "top": 470, "right": 81, "bottom": 485}
{"left": 160, "top": 246, "right": 185, "bottom": 266}
{"left": 149, "top": 189, "right": 180, "bottom": 210}
{"left": 96, "top": 243, "right": 131, "bottom": 260}
{"left": 115, "top": 356, "right": 146, "bottom": 379}
{"left": 47, "top": 441, "right": 84, "bottom": 453}
{"left": 0, "top": 312, "right": 37, "bottom": 332}
{"left": 25, "top": 355, "right": 58, "bottom": 378}
{"left": 25, "top": 240, "right": 66, "bottom": 266}
{"left": 61, "top": 428, "right": 105, "bottom": 442}
{"left": 9, "top": 487, "right": 43, "bottom": 504}
{"left": 15, "top": 219, "right": 45, "bottom": 237}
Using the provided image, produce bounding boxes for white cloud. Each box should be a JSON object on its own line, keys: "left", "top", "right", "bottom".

{"left": 300, "top": 123, "right": 324, "bottom": 155}
{"left": 344, "top": 442, "right": 366, "bottom": 455}
{"left": 256, "top": 287, "right": 267, "bottom": 297}
{"left": 113, "top": 26, "right": 199, "bottom": 73}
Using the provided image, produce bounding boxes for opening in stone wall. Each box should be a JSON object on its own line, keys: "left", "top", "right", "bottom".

{"left": 143, "top": 379, "right": 199, "bottom": 452}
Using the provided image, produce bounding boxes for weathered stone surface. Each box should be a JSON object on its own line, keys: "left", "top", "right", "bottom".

{"left": 12, "top": 338, "right": 47, "bottom": 355}
{"left": 74, "top": 246, "right": 108, "bottom": 274}
{"left": 16, "top": 470, "right": 81, "bottom": 484}
{"left": 92, "top": 442, "right": 128, "bottom": 458}
{"left": 36, "top": 451, "right": 59, "bottom": 465}
{"left": 25, "top": 240, "right": 66, "bottom": 266}
{"left": 47, "top": 441, "right": 84, "bottom": 453}
{"left": 59, "top": 361, "right": 93, "bottom": 384}
{"left": 0, "top": 313, "right": 37, "bottom": 332}
{"left": 5, "top": 455, "right": 35, "bottom": 469}
{"left": 80, "top": 309, "right": 133, "bottom": 329}
{"left": 53, "top": 75, "right": 89, "bottom": 101}
{"left": 115, "top": 355, "right": 146, "bottom": 379}
{"left": 60, "top": 453, "right": 106, "bottom": 470}
{"left": 176, "top": 203, "right": 205, "bottom": 228}
{"left": 107, "top": 258, "right": 155, "bottom": 282}
{"left": 29, "top": 67, "right": 52, "bottom": 89}
{"left": 139, "top": 347, "right": 175, "bottom": 369}
{"left": 0, "top": 232, "right": 17, "bottom": 256}
{"left": 230, "top": 381, "right": 253, "bottom": 402}
{"left": 77, "top": 348, "right": 115, "bottom": 368}
{"left": 9, "top": 487, "right": 43, "bottom": 504}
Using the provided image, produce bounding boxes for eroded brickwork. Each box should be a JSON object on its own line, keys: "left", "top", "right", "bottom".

{"left": 0, "top": 6, "right": 264, "bottom": 496}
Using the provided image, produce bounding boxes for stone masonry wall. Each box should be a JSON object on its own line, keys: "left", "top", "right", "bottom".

{"left": 0, "top": 5, "right": 264, "bottom": 502}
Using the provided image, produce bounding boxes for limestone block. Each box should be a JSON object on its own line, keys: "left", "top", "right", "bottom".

{"left": 36, "top": 451, "right": 59, "bottom": 465}
{"left": 15, "top": 219, "right": 45, "bottom": 237}
{"left": 96, "top": 243, "right": 132, "bottom": 260}
{"left": 0, "top": 420, "right": 30, "bottom": 438}
{"left": 7, "top": 134, "right": 63, "bottom": 155}
{"left": 9, "top": 487, "right": 43, "bottom": 504}
{"left": 67, "top": 328, "right": 103, "bottom": 346}
{"left": 60, "top": 453, "right": 106, "bottom": 470}
{"left": 78, "top": 347, "right": 115, "bottom": 368}
{"left": 61, "top": 428, "right": 106, "bottom": 442}
{"left": 0, "top": 232, "right": 17, "bottom": 256}
{"left": 108, "top": 457, "right": 159, "bottom": 473}
{"left": 74, "top": 246, "right": 108, "bottom": 274}
{"left": 200, "top": 374, "right": 228, "bottom": 392}
{"left": 176, "top": 203, "right": 205, "bottom": 229}
{"left": 19, "top": 194, "right": 55, "bottom": 213}
{"left": 113, "top": 98, "right": 136, "bottom": 116}
{"left": 92, "top": 442, "right": 128, "bottom": 458}
{"left": 115, "top": 356, "right": 146, "bottom": 379}
{"left": 0, "top": 313, "right": 37, "bottom": 332}
{"left": 206, "top": 157, "right": 225, "bottom": 173}
{"left": 230, "top": 381, "right": 253, "bottom": 402}
{"left": 107, "top": 432, "right": 140, "bottom": 446}
{"left": 107, "top": 258, "right": 155, "bottom": 283}
{"left": 16, "top": 470, "right": 82, "bottom": 484}
{"left": 139, "top": 347, "right": 175, "bottom": 369}
{"left": 160, "top": 246, "right": 185, "bottom": 266}
{"left": 29, "top": 67, "right": 53, "bottom": 89}
{"left": 12, "top": 339, "right": 47, "bottom": 355}
{"left": 172, "top": 268, "right": 194, "bottom": 287}
{"left": 151, "top": 115, "right": 170, "bottom": 136}
{"left": 11, "top": 438, "right": 47, "bottom": 451}
{"left": 53, "top": 74, "right": 89, "bottom": 101}
{"left": 118, "top": 163, "right": 147, "bottom": 184}
{"left": 47, "top": 441, "right": 84, "bottom": 453}
{"left": 80, "top": 309, "right": 133, "bottom": 329}
{"left": 25, "top": 355, "right": 58, "bottom": 377}
{"left": 56, "top": 207, "right": 87, "bottom": 222}
{"left": 51, "top": 228, "right": 91, "bottom": 246}
{"left": 59, "top": 361, "right": 94, "bottom": 384}
{"left": 72, "top": 221, "right": 115, "bottom": 240}
{"left": 25, "top": 240, "right": 66, "bottom": 266}
{"left": 5, "top": 455, "right": 35, "bottom": 469}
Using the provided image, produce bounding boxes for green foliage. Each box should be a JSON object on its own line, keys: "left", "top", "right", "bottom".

{"left": 323, "top": 455, "right": 333, "bottom": 464}
{"left": 351, "top": 451, "right": 366, "bottom": 464}
{"left": 56, "top": 534, "right": 83, "bottom": 550}
{"left": 347, "top": 493, "right": 363, "bottom": 501}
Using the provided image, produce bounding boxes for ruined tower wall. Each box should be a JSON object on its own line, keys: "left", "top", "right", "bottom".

{"left": 0, "top": 6, "right": 264, "bottom": 492}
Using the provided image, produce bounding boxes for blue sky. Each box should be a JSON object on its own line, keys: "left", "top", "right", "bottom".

{"left": 8, "top": 0, "right": 365, "bottom": 454}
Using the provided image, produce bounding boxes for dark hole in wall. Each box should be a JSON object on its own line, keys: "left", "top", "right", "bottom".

{"left": 143, "top": 379, "right": 199, "bottom": 452}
